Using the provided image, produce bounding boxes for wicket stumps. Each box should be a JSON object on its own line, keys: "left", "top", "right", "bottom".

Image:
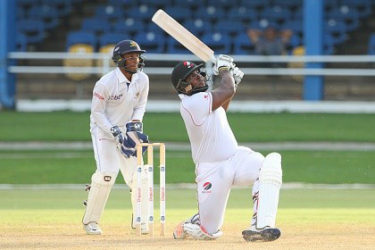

{"left": 136, "top": 143, "right": 166, "bottom": 236}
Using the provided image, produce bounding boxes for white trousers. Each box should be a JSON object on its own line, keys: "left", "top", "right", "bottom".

{"left": 195, "top": 146, "right": 264, "bottom": 234}
{"left": 91, "top": 127, "right": 137, "bottom": 187}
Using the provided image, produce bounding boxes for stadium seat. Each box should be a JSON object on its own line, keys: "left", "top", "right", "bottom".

{"left": 112, "top": 18, "right": 145, "bottom": 36}
{"left": 81, "top": 18, "right": 112, "bottom": 36}
{"left": 173, "top": 0, "right": 200, "bottom": 10}
{"left": 108, "top": 0, "right": 136, "bottom": 9}
{"left": 99, "top": 33, "right": 130, "bottom": 48}
{"left": 239, "top": 0, "right": 272, "bottom": 11}
{"left": 17, "top": 0, "right": 39, "bottom": 11}
{"left": 164, "top": 6, "right": 191, "bottom": 23}
{"left": 325, "top": 19, "right": 347, "bottom": 45}
{"left": 63, "top": 44, "right": 94, "bottom": 81}
{"left": 47, "top": 0, "right": 73, "bottom": 17}
{"left": 94, "top": 4, "right": 123, "bottom": 22}
{"left": 213, "top": 20, "right": 246, "bottom": 36}
{"left": 127, "top": 5, "right": 156, "bottom": 22}
{"left": 28, "top": 5, "right": 60, "bottom": 29}
{"left": 368, "top": 33, "right": 375, "bottom": 55}
{"left": 272, "top": 0, "right": 301, "bottom": 11}
{"left": 183, "top": 19, "right": 213, "bottom": 37}
{"left": 285, "top": 34, "right": 302, "bottom": 53}
{"left": 97, "top": 44, "right": 117, "bottom": 73}
{"left": 233, "top": 33, "right": 255, "bottom": 55}
{"left": 249, "top": 19, "right": 279, "bottom": 30}
{"left": 341, "top": 0, "right": 372, "bottom": 18}
{"left": 16, "top": 32, "right": 28, "bottom": 51}
{"left": 282, "top": 20, "right": 303, "bottom": 39}
{"left": 201, "top": 32, "right": 231, "bottom": 54}
{"left": 262, "top": 6, "right": 292, "bottom": 26}
{"left": 324, "top": 0, "right": 340, "bottom": 13}
{"left": 206, "top": 0, "right": 232, "bottom": 9}
{"left": 16, "top": 7, "right": 27, "bottom": 20}
{"left": 323, "top": 33, "right": 335, "bottom": 55}
{"left": 134, "top": 31, "right": 165, "bottom": 53}
{"left": 139, "top": 0, "right": 173, "bottom": 9}
{"left": 328, "top": 6, "right": 360, "bottom": 32}
{"left": 227, "top": 6, "right": 258, "bottom": 24}
{"left": 167, "top": 37, "right": 192, "bottom": 54}
{"left": 17, "top": 19, "right": 45, "bottom": 44}
{"left": 66, "top": 31, "right": 97, "bottom": 50}
{"left": 194, "top": 6, "right": 226, "bottom": 23}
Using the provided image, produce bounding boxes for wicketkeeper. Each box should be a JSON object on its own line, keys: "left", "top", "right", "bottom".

{"left": 82, "top": 40, "right": 151, "bottom": 235}
{"left": 170, "top": 55, "right": 282, "bottom": 242}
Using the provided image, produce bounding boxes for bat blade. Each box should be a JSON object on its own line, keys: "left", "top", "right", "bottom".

{"left": 152, "top": 9, "right": 215, "bottom": 62}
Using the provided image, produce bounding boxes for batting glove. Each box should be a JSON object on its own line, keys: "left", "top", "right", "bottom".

{"left": 231, "top": 67, "right": 244, "bottom": 87}
{"left": 213, "top": 54, "right": 235, "bottom": 75}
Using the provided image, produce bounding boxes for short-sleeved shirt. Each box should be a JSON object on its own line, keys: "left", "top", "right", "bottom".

{"left": 179, "top": 92, "right": 238, "bottom": 164}
{"left": 90, "top": 68, "right": 149, "bottom": 138}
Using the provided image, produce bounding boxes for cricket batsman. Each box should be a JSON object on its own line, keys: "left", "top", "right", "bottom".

{"left": 82, "top": 40, "right": 151, "bottom": 235}
{"left": 170, "top": 55, "right": 283, "bottom": 241}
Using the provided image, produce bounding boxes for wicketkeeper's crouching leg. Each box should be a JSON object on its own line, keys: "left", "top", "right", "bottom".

{"left": 173, "top": 214, "right": 223, "bottom": 240}
{"left": 242, "top": 152, "right": 282, "bottom": 242}
{"left": 82, "top": 171, "right": 116, "bottom": 235}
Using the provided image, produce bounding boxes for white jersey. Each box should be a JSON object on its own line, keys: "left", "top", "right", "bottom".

{"left": 90, "top": 68, "right": 149, "bottom": 138}
{"left": 179, "top": 92, "right": 238, "bottom": 164}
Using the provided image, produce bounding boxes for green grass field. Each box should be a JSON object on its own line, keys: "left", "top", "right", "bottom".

{"left": 0, "top": 149, "right": 374, "bottom": 184}
{"left": 1, "top": 111, "right": 375, "bottom": 142}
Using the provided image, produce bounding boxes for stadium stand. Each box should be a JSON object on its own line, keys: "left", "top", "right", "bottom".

{"left": 10, "top": 0, "right": 375, "bottom": 102}
{"left": 13, "top": 0, "right": 375, "bottom": 57}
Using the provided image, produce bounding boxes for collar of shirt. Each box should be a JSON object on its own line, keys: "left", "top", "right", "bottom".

{"left": 115, "top": 67, "right": 139, "bottom": 85}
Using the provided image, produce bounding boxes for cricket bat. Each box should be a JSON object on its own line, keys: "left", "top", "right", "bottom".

{"left": 151, "top": 9, "right": 215, "bottom": 62}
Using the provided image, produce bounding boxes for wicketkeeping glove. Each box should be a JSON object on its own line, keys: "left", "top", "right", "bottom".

{"left": 110, "top": 125, "right": 124, "bottom": 144}
{"left": 126, "top": 121, "right": 149, "bottom": 156}
{"left": 213, "top": 54, "right": 235, "bottom": 75}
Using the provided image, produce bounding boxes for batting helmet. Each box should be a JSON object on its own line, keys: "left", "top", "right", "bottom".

{"left": 171, "top": 61, "right": 208, "bottom": 95}
{"left": 112, "top": 40, "right": 146, "bottom": 71}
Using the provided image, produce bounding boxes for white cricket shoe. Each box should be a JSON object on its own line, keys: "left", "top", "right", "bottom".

{"left": 83, "top": 222, "right": 102, "bottom": 235}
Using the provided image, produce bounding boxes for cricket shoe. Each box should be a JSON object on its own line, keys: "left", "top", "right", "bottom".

{"left": 173, "top": 221, "right": 186, "bottom": 239}
{"left": 83, "top": 222, "right": 102, "bottom": 235}
{"left": 242, "top": 227, "right": 281, "bottom": 242}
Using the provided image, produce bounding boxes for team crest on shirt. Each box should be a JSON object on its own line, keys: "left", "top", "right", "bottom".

{"left": 202, "top": 182, "right": 212, "bottom": 193}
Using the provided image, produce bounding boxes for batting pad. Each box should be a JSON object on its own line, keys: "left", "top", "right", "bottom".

{"left": 82, "top": 172, "right": 116, "bottom": 225}
{"left": 257, "top": 153, "right": 282, "bottom": 229}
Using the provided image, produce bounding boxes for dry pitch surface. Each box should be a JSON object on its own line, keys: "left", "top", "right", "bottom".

{"left": 1, "top": 188, "right": 374, "bottom": 249}
{"left": 1, "top": 212, "right": 374, "bottom": 250}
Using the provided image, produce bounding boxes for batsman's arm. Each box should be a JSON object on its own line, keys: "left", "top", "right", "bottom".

{"left": 211, "top": 69, "right": 235, "bottom": 111}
